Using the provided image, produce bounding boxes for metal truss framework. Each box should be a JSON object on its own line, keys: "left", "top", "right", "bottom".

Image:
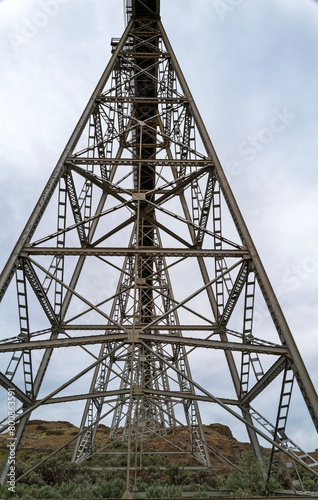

{"left": 1, "top": 0, "right": 318, "bottom": 493}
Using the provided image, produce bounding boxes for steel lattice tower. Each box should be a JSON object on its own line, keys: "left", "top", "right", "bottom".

{"left": 1, "top": 0, "right": 318, "bottom": 493}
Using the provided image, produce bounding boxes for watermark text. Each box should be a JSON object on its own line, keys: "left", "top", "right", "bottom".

{"left": 8, "top": 0, "right": 70, "bottom": 51}
{"left": 224, "top": 106, "right": 295, "bottom": 178}
{"left": 7, "top": 389, "right": 16, "bottom": 493}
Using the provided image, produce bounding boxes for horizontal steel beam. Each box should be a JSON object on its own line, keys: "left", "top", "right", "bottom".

{"left": 91, "top": 467, "right": 211, "bottom": 471}
{"left": 62, "top": 324, "right": 217, "bottom": 331}
{"left": 0, "top": 334, "right": 126, "bottom": 352}
{"left": 42, "top": 389, "right": 129, "bottom": 404}
{"left": 143, "top": 389, "right": 238, "bottom": 406}
{"left": 67, "top": 157, "right": 213, "bottom": 167}
{"left": 140, "top": 333, "right": 288, "bottom": 356}
{"left": 97, "top": 96, "right": 187, "bottom": 103}
{"left": 22, "top": 247, "right": 248, "bottom": 258}
{"left": 42, "top": 388, "right": 238, "bottom": 406}
{"left": 0, "top": 332, "right": 288, "bottom": 356}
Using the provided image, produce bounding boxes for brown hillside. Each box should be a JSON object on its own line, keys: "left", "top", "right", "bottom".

{"left": 0, "top": 420, "right": 258, "bottom": 473}
{"left": 1, "top": 420, "right": 318, "bottom": 476}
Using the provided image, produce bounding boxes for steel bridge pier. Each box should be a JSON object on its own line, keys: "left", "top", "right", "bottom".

{"left": 0, "top": 0, "right": 318, "bottom": 495}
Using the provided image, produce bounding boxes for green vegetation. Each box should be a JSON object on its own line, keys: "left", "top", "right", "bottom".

{"left": 225, "top": 452, "right": 280, "bottom": 497}
{"left": 300, "top": 466, "right": 318, "bottom": 493}
{"left": 1, "top": 450, "right": 317, "bottom": 498}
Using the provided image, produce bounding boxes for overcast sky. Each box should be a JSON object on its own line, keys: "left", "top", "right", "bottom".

{"left": 0, "top": 0, "right": 318, "bottom": 453}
